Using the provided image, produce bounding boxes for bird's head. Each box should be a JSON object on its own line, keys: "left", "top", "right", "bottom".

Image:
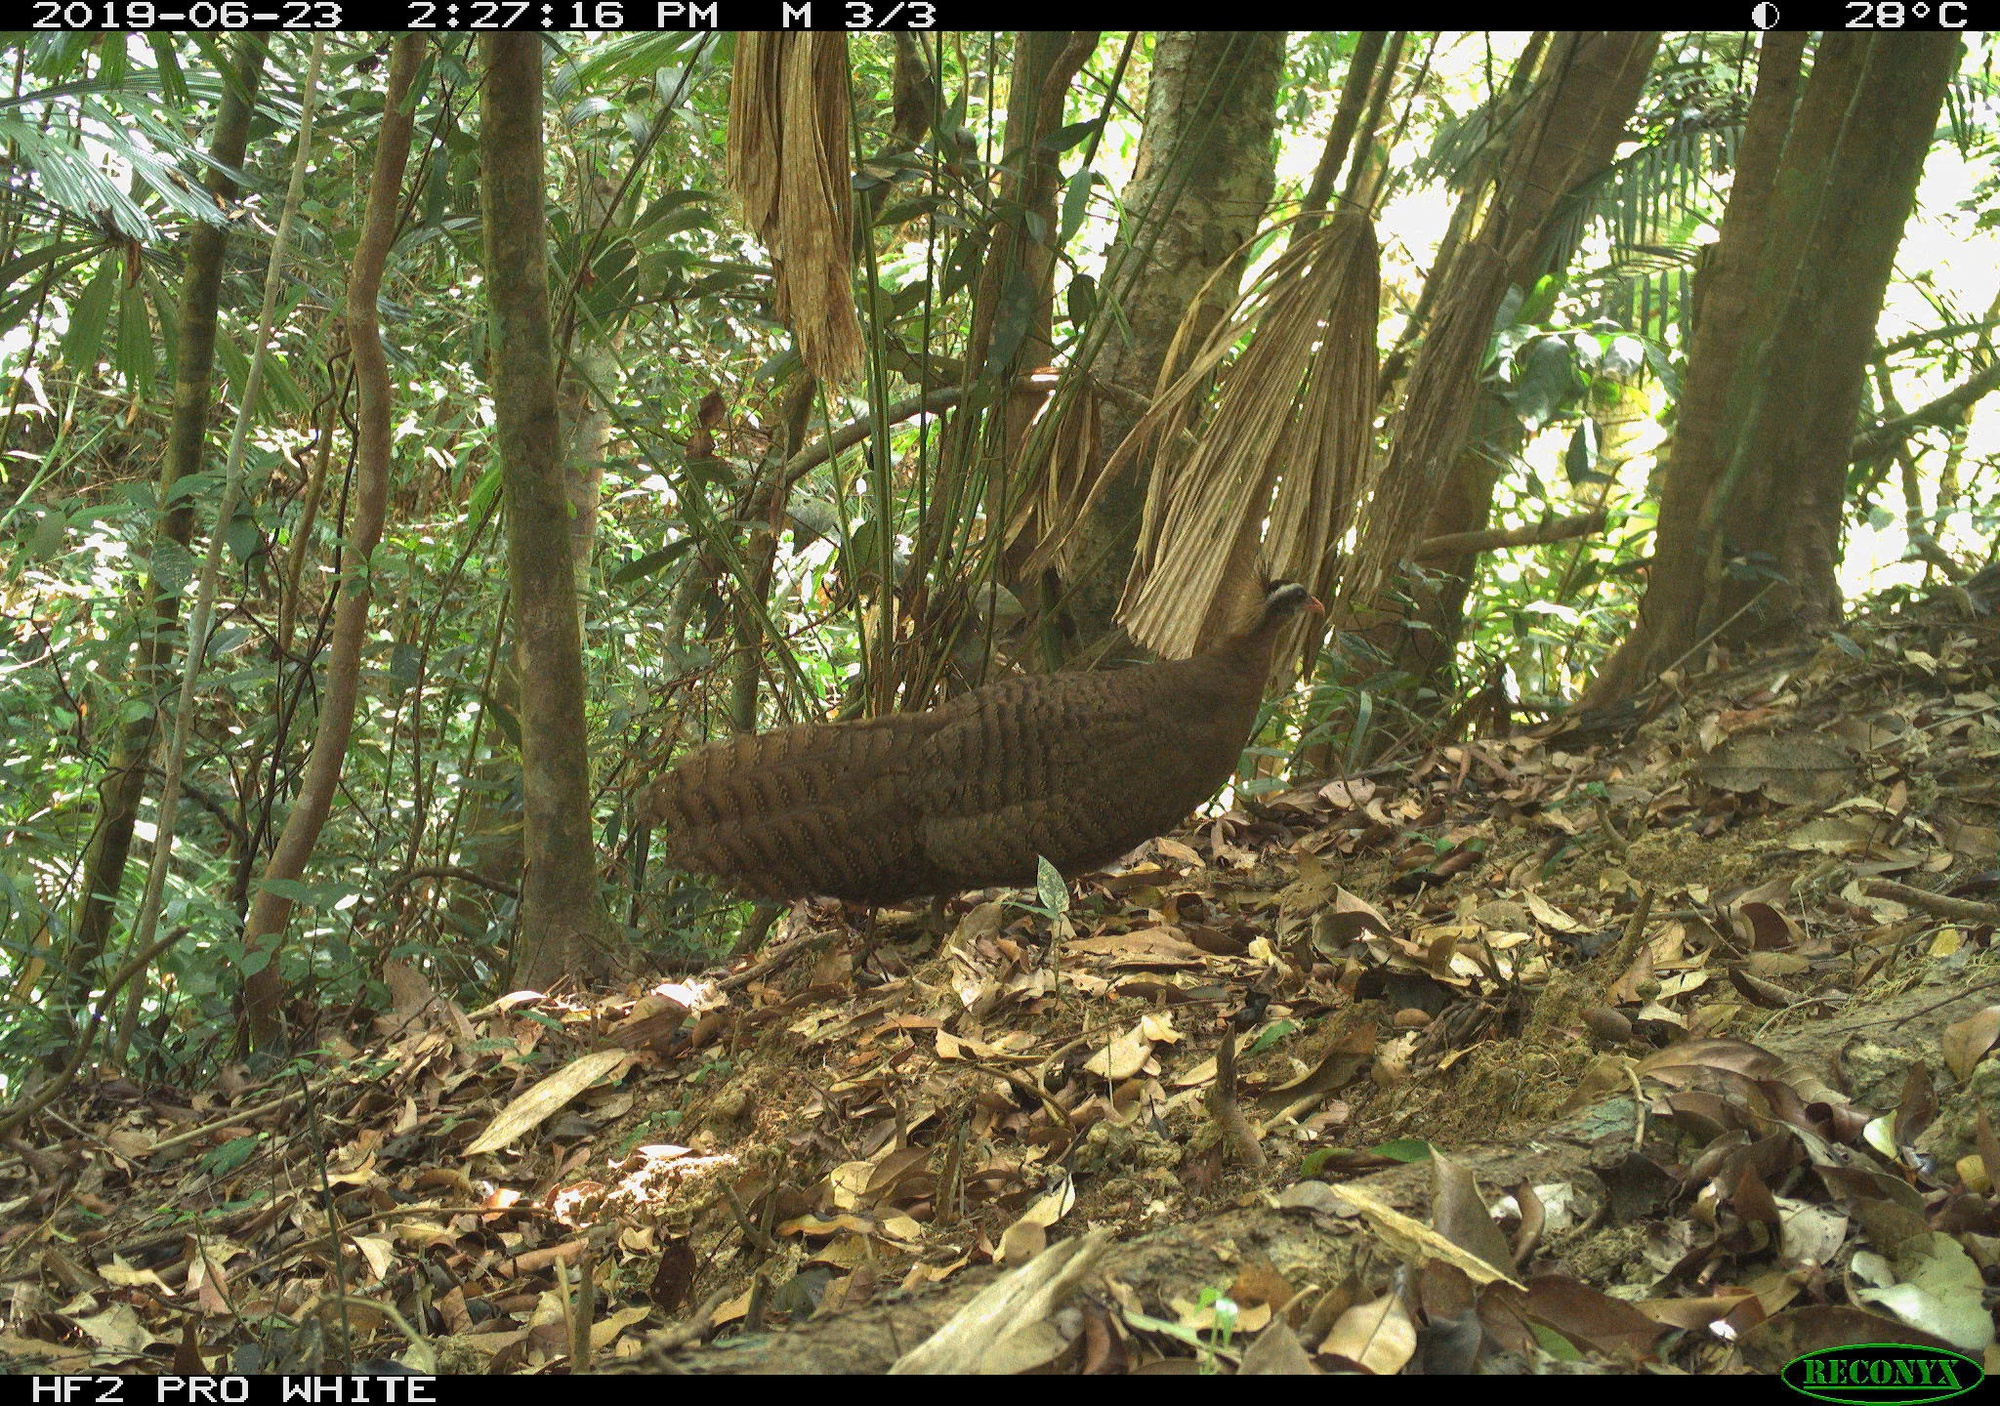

{"left": 1259, "top": 580, "right": 1324, "bottom": 626}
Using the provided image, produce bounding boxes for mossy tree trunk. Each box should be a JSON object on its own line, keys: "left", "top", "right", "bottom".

{"left": 1353, "top": 32, "right": 1658, "bottom": 695}
{"left": 481, "top": 34, "right": 615, "bottom": 990}
{"left": 1584, "top": 33, "right": 1960, "bottom": 707}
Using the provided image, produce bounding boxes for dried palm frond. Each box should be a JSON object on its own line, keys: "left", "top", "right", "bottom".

{"left": 1341, "top": 239, "right": 1507, "bottom": 625}
{"left": 1101, "top": 209, "right": 1381, "bottom": 674}
{"left": 728, "top": 34, "right": 784, "bottom": 244}
{"left": 727, "top": 33, "right": 862, "bottom": 385}
{"left": 1005, "top": 376, "right": 1101, "bottom": 574}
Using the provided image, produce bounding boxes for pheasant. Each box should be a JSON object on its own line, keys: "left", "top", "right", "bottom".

{"left": 640, "top": 581, "right": 1318, "bottom": 904}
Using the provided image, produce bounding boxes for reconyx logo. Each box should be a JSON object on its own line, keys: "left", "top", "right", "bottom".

{"left": 1782, "top": 1343, "right": 1985, "bottom": 1405}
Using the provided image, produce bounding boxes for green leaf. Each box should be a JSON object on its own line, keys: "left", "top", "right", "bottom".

{"left": 1519, "top": 272, "right": 1562, "bottom": 325}
{"left": 163, "top": 468, "right": 222, "bottom": 509}
{"left": 1563, "top": 419, "right": 1599, "bottom": 486}
{"left": 225, "top": 509, "right": 262, "bottom": 563}
{"left": 981, "top": 267, "right": 1034, "bottom": 376}
{"left": 62, "top": 260, "right": 118, "bottom": 374}
{"left": 1065, "top": 272, "right": 1097, "bottom": 328}
{"left": 786, "top": 499, "right": 839, "bottom": 545}
{"left": 846, "top": 518, "right": 886, "bottom": 584}
{"left": 1059, "top": 167, "right": 1094, "bottom": 248}
{"left": 1642, "top": 342, "right": 1681, "bottom": 399}
{"left": 390, "top": 642, "right": 423, "bottom": 688}
{"left": 149, "top": 540, "right": 197, "bottom": 597}
{"left": 852, "top": 161, "right": 901, "bottom": 192}
{"left": 1529, "top": 1321, "right": 1584, "bottom": 1360}
{"left": 1037, "top": 118, "right": 1101, "bottom": 154}
{"left": 255, "top": 878, "right": 322, "bottom": 905}
{"left": 611, "top": 537, "right": 695, "bottom": 585}
{"left": 485, "top": 693, "right": 522, "bottom": 747}
{"left": 116, "top": 279, "right": 154, "bottom": 396}
{"left": 1299, "top": 1147, "right": 1338, "bottom": 1178}
{"left": 29, "top": 510, "right": 66, "bottom": 559}
{"left": 939, "top": 232, "right": 986, "bottom": 301}
{"left": 200, "top": 1135, "right": 260, "bottom": 1177}
{"left": 1243, "top": 1019, "right": 1296, "bottom": 1057}
{"left": 635, "top": 189, "right": 715, "bottom": 228}
{"left": 1507, "top": 336, "right": 1577, "bottom": 432}
{"left": 876, "top": 193, "right": 947, "bottom": 227}
{"left": 1035, "top": 855, "right": 1067, "bottom": 917}
{"left": 469, "top": 462, "right": 504, "bottom": 520}
{"left": 1342, "top": 689, "right": 1375, "bottom": 775}
{"left": 1369, "top": 1137, "right": 1434, "bottom": 1163}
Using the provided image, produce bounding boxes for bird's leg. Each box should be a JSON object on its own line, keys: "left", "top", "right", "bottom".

{"left": 898, "top": 895, "right": 951, "bottom": 963}
{"left": 848, "top": 901, "right": 882, "bottom": 977}
{"left": 856, "top": 897, "right": 949, "bottom": 978}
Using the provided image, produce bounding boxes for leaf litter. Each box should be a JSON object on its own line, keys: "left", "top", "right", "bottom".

{"left": 4, "top": 591, "right": 1998, "bottom": 1375}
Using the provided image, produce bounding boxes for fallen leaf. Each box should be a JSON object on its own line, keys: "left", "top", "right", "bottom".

{"left": 464, "top": 1048, "right": 632, "bottom": 1157}
{"left": 1700, "top": 733, "right": 1853, "bottom": 806}
{"left": 1941, "top": 1008, "right": 2000, "bottom": 1082}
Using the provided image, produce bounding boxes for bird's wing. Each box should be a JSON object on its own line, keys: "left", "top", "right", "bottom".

{"left": 649, "top": 713, "right": 947, "bottom": 901}
{"left": 908, "top": 671, "right": 1206, "bottom": 885}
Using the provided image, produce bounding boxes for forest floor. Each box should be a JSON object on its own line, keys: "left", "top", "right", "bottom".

{"left": 5, "top": 578, "right": 1999, "bottom": 1376}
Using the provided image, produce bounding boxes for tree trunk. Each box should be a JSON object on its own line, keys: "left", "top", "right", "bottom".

{"left": 1583, "top": 33, "right": 1959, "bottom": 706}
{"left": 1579, "top": 32, "right": 1805, "bottom": 707}
{"left": 482, "top": 34, "right": 615, "bottom": 990}
{"left": 442, "top": 166, "right": 624, "bottom": 954}
{"left": 1064, "top": 32, "right": 1283, "bottom": 651}
{"left": 561, "top": 350, "right": 614, "bottom": 592}
{"left": 1352, "top": 32, "right": 1658, "bottom": 671}
{"left": 961, "top": 32, "right": 1097, "bottom": 463}
{"left": 727, "top": 376, "right": 816, "bottom": 733}
{"left": 1717, "top": 33, "right": 1960, "bottom": 639}
{"left": 50, "top": 35, "right": 266, "bottom": 1062}
{"left": 239, "top": 35, "right": 422, "bottom": 1050}
{"left": 1390, "top": 391, "right": 1523, "bottom": 685}
{"left": 561, "top": 170, "right": 620, "bottom": 597}
{"left": 1296, "top": 33, "right": 1387, "bottom": 241}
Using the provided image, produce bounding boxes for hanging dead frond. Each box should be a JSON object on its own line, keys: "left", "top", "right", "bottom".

{"left": 727, "top": 34, "right": 863, "bottom": 385}
{"left": 1005, "top": 377, "right": 1100, "bottom": 573}
{"left": 1099, "top": 210, "right": 1381, "bottom": 672}
{"left": 1018, "top": 220, "right": 1284, "bottom": 591}
{"left": 1341, "top": 239, "right": 1508, "bottom": 626}
{"left": 728, "top": 34, "right": 784, "bottom": 245}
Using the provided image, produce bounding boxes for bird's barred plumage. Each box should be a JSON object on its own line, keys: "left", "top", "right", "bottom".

{"left": 639, "top": 582, "right": 1317, "bottom": 903}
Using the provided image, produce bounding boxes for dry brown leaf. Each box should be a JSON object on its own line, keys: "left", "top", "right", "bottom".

{"left": 463, "top": 1048, "right": 632, "bottom": 1157}
{"left": 1430, "top": 1153, "right": 1514, "bottom": 1276}
{"left": 1329, "top": 1182, "right": 1525, "bottom": 1289}
{"left": 1317, "top": 1290, "right": 1416, "bottom": 1373}
{"left": 1700, "top": 732, "right": 1854, "bottom": 805}
{"left": 71, "top": 1303, "right": 162, "bottom": 1354}
{"left": 1941, "top": 1007, "right": 2000, "bottom": 1082}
